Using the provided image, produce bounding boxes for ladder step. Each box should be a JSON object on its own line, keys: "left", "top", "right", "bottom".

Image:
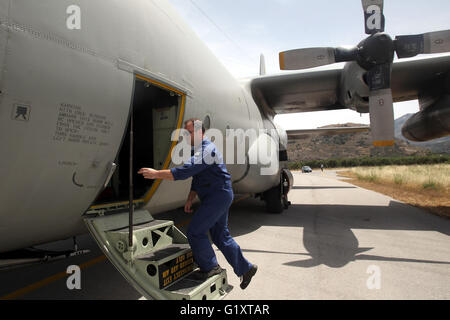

{"left": 106, "top": 220, "right": 179, "bottom": 259}
{"left": 135, "top": 243, "right": 191, "bottom": 264}
{"left": 109, "top": 220, "right": 173, "bottom": 233}
{"left": 85, "top": 209, "right": 233, "bottom": 300}
{"left": 164, "top": 269, "right": 232, "bottom": 300}
{"left": 135, "top": 244, "right": 195, "bottom": 290}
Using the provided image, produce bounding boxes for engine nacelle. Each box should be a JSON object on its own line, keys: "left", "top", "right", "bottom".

{"left": 339, "top": 62, "right": 370, "bottom": 113}
{"left": 402, "top": 94, "right": 450, "bottom": 142}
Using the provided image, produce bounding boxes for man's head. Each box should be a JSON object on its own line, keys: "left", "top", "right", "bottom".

{"left": 184, "top": 118, "right": 205, "bottom": 146}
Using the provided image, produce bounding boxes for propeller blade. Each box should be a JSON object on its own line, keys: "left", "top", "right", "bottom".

{"left": 366, "top": 63, "right": 391, "bottom": 91}
{"left": 366, "top": 63, "right": 394, "bottom": 146}
{"left": 369, "top": 89, "right": 395, "bottom": 146}
{"left": 279, "top": 48, "right": 335, "bottom": 70}
{"left": 362, "top": 0, "right": 385, "bottom": 34}
{"left": 395, "top": 30, "right": 450, "bottom": 58}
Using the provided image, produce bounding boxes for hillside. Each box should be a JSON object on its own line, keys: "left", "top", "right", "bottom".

{"left": 287, "top": 122, "right": 434, "bottom": 162}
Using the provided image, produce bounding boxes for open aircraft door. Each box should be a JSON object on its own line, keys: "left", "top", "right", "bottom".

{"left": 83, "top": 74, "right": 232, "bottom": 300}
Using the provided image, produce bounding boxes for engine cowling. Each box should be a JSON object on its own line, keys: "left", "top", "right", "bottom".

{"left": 402, "top": 94, "right": 450, "bottom": 142}
{"left": 339, "top": 62, "right": 370, "bottom": 114}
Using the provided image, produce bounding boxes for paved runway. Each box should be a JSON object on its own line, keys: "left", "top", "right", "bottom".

{"left": 1, "top": 171, "right": 449, "bottom": 300}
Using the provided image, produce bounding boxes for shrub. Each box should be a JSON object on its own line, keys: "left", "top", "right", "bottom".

{"left": 288, "top": 154, "right": 450, "bottom": 169}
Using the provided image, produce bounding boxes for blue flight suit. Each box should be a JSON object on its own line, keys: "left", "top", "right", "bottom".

{"left": 170, "top": 138, "right": 253, "bottom": 277}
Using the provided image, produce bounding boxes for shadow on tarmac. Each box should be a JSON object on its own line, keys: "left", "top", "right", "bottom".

{"left": 228, "top": 197, "right": 450, "bottom": 269}
{"left": 2, "top": 192, "right": 449, "bottom": 299}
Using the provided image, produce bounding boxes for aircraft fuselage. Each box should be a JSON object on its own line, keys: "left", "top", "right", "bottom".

{"left": 0, "top": 0, "right": 283, "bottom": 252}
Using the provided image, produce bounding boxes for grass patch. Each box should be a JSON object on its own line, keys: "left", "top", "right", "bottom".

{"left": 338, "top": 164, "right": 450, "bottom": 219}
{"left": 423, "top": 181, "right": 438, "bottom": 190}
{"left": 289, "top": 154, "right": 450, "bottom": 170}
{"left": 394, "top": 174, "right": 404, "bottom": 185}
{"left": 348, "top": 164, "right": 448, "bottom": 192}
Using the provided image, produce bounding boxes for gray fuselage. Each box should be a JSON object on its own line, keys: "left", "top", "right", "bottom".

{"left": 0, "top": 0, "right": 283, "bottom": 252}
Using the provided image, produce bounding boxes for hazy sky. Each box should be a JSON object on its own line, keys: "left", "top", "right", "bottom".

{"left": 167, "top": 0, "right": 450, "bottom": 129}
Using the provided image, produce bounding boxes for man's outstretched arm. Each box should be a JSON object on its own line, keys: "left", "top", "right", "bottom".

{"left": 138, "top": 168, "right": 174, "bottom": 181}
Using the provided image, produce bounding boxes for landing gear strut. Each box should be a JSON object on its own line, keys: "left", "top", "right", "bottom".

{"left": 263, "top": 171, "right": 292, "bottom": 214}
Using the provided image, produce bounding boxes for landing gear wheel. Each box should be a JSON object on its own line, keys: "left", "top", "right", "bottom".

{"left": 264, "top": 184, "right": 284, "bottom": 214}
{"left": 263, "top": 171, "right": 292, "bottom": 214}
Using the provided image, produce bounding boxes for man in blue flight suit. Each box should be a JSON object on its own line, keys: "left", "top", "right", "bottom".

{"left": 138, "top": 119, "right": 257, "bottom": 290}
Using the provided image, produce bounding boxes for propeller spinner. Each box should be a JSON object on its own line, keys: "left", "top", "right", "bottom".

{"left": 279, "top": 0, "right": 450, "bottom": 146}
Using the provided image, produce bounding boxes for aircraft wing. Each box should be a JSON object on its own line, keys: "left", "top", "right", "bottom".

{"left": 250, "top": 68, "right": 345, "bottom": 115}
{"left": 250, "top": 55, "right": 450, "bottom": 115}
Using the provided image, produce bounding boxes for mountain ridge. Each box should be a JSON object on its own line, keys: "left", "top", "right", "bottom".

{"left": 287, "top": 116, "right": 449, "bottom": 161}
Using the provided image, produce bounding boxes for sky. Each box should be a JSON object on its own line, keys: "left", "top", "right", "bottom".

{"left": 167, "top": 0, "right": 450, "bottom": 130}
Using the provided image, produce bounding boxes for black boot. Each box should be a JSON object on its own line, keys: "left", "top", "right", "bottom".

{"left": 240, "top": 264, "right": 258, "bottom": 289}
{"left": 192, "top": 265, "right": 223, "bottom": 281}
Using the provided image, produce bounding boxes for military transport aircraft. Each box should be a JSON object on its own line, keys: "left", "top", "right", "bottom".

{"left": 0, "top": 0, "right": 449, "bottom": 299}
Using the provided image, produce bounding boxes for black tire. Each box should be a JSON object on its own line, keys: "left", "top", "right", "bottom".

{"left": 264, "top": 185, "right": 284, "bottom": 214}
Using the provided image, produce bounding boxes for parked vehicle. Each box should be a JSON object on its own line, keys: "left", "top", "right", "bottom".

{"left": 302, "top": 166, "right": 312, "bottom": 173}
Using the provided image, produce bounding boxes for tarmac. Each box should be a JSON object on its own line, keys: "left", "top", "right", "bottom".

{"left": 1, "top": 170, "right": 449, "bottom": 300}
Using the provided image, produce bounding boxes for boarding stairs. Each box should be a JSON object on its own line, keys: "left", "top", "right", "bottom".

{"left": 84, "top": 209, "right": 232, "bottom": 300}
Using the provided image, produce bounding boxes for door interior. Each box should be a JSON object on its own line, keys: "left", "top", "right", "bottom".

{"left": 92, "top": 75, "right": 183, "bottom": 208}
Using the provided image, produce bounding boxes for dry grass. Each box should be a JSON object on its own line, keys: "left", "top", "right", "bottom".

{"left": 338, "top": 164, "right": 450, "bottom": 219}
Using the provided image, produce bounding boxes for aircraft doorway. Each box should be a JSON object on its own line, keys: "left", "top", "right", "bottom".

{"left": 92, "top": 75, "right": 185, "bottom": 208}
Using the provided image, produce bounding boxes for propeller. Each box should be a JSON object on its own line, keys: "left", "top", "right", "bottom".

{"left": 279, "top": 47, "right": 358, "bottom": 71}
{"left": 395, "top": 30, "right": 450, "bottom": 58}
{"left": 279, "top": 0, "right": 450, "bottom": 146}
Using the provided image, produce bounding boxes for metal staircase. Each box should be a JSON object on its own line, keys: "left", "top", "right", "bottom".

{"left": 84, "top": 209, "right": 232, "bottom": 300}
